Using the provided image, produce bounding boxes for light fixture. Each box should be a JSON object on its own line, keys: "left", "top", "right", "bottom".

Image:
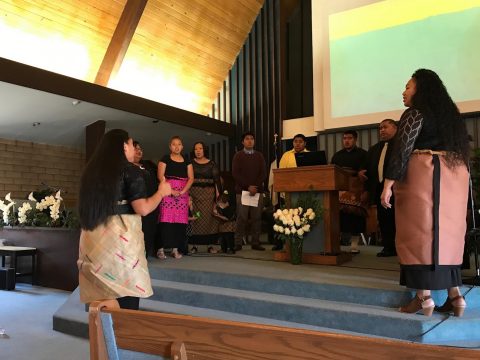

{"left": 72, "top": 100, "right": 81, "bottom": 106}
{"left": 32, "top": 122, "right": 41, "bottom": 127}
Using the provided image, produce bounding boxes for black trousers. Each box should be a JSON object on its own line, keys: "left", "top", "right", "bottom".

{"left": 117, "top": 296, "right": 140, "bottom": 310}
{"left": 376, "top": 193, "right": 396, "bottom": 252}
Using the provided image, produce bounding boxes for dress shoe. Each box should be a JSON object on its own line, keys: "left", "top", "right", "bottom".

{"left": 271, "top": 244, "right": 283, "bottom": 251}
{"left": 226, "top": 248, "right": 236, "bottom": 254}
{"left": 434, "top": 295, "right": 466, "bottom": 317}
{"left": 251, "top": 244, "right": 266, "bottom": 251}
{"left": 399, "top": 295, "right": 434, "bottom": 316}
{"left": 376, "top": 249, "right": 397, "bottom": 257}
{"left": 234, "top": 245, "right": 243, "bottom": 251}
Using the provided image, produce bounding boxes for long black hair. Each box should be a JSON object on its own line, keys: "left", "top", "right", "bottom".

{"left": 411, "top": 69, "right": 470, "bottom": 167}
{"left": 79, "top": 129, "right": 130, "bottom": 230}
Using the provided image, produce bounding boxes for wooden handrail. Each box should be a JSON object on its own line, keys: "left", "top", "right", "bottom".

{"left": 89, "top": 300, "right": 479, "bottom": 360}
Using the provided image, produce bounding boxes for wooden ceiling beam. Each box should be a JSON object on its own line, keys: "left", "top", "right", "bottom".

{"left": 95, "top": 0, "right": 148, "bottom": 87}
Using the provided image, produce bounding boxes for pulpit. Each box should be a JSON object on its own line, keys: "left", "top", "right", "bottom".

{"left": 273, "top": 165, "right": 352, "bottom": 265}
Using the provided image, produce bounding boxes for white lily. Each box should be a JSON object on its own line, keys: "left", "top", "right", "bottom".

{"left": 28, "top": 192, "right": 37, "bottom": 202}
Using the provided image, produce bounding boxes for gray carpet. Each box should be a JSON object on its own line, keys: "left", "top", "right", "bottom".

{"left": 0, "top": 284, "right": 89, "bottom": 360}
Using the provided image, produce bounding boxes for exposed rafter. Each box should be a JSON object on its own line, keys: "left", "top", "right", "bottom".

{"left": 95, "top": 0, "right": 148, "bottom": 86}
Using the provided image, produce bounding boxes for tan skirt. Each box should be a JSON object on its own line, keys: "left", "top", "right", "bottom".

{"left": 394, "top": 151, "right": 468, "bottom": 267}
{"left": 78, "top": 215, "right": 153, "bottom": 303}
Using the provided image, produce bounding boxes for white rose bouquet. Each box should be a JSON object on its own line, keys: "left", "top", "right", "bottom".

{"left": 272, "top": 206, "right": 318, "bottom": 264}
{"left": 272, "top": 207, "right": 317, "bottom": 243}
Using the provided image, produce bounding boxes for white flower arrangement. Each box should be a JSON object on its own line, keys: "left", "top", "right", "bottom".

{"left": 0, "top": 189, "right": 77, "bottom": 228}
{"left": 0, "top": 193, "right": 16, "bottom": 224}
{"left": 273, "top": 207, "right": 317, "bottom": 243}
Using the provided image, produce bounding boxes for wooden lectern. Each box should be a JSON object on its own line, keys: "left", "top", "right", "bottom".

{"left": 273, "top": 165, "right": 352, "bottom": 265}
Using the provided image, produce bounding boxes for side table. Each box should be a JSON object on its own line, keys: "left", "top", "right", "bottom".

{"left": 0, "top": 246, "right": 37, "bottom": 285}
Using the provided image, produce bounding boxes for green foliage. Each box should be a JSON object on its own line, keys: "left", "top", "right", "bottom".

{"left": 293, "top": 191, "right": 324, "bottom": 219}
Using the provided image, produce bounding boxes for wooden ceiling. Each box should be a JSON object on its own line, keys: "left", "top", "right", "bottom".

{"left": 0, "top": 0, "right": 264, "bottom": 115}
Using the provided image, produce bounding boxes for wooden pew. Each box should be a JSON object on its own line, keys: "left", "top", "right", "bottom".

{"left": 89, "top": 300, "right": 479, "bottom": 360}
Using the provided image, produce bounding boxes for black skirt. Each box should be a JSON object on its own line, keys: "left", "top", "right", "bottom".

{"left": 400, "top": 265, "right": 462, "bottom": 290}
{"left": 160, "top": 223, "right": 187, "bottom": 249}
{"left": 339, "top": 212, "right": 366, "bottom": 234}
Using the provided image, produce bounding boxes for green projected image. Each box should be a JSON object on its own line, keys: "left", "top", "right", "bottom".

{"left": 329, "top": 5, "right": 480, "bottom": 118}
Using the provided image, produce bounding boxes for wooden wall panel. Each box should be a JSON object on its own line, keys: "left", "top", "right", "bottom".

{"left": 0, "top": 0, "right": 264, "bottom": 117}
{"left": 122, "top": 0, "right": 264, "bottom": 115}
{"left": 0, "top": 0, "right": 126, "bottom": 82}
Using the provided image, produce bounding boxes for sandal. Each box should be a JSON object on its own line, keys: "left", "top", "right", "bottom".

{"left": 156, "top": 249, "right": 167, "bottom": 260}
{"left": 171, "top": 250, "right": 183, "bottom": 259}
{"left": 435, "top": 295, "right": 466, "bottom": 317}
{"left": 399, "top": 295, "right": 434, "bottom": 316}
{"left": 208, "top": 246, "right": 218, "bottom": 254}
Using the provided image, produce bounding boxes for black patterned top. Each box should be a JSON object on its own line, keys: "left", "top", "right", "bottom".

{"left": 385, "top": 107, "right": 441, "bottom": 180}
{"left": 192, "top": 160, "right": 220, "bottom": 189}
{"left": 116, "top": 162, "right": 147, "bottom": 214}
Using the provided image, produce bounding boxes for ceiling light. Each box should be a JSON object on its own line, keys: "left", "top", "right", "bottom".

{"left": 72, "top": 100, "right": 81, "bottom": 106}
{"left": 32, "top": 122, "right": 41, "bottom": 127}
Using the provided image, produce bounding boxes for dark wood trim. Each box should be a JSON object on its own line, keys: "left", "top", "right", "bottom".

{"left": 95, "top": 0, "right": 147, "bottom": 86}
{"left": 223, "top": 80, "right": 227, "bottom": 122}
{"left": 0, "top": 57, "right": 234, "bottom": 137}
{"left": 222, "top": 139, "right": 227, "bottom": 170}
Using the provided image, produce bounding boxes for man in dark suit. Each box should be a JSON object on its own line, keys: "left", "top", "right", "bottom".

{"left": 331, "top": 130, "right": 368, "bottom": 254}
{"left": 359, "top": 119, "right": 398, "bottom": 257}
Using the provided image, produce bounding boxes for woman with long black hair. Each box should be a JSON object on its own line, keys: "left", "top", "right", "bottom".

{"left": 381, "top": 69, "right": 470, "bottom": 317}
{"left": 78, "top": 129, "right": 171, "bottom": 310}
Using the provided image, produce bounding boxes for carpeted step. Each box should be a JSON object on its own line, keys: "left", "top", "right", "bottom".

{"left": 149, "top": 279, "right": 480, "bottom": 343}
{"left": 148, "top": 267, "right": 480, "bottom": 309}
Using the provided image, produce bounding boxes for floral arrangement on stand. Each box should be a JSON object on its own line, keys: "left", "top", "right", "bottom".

{"left": 273, "top": 207, "right": 317, "bottom": 265}
{"left": 0, "top": 188, "right": 79, "bottom": 228}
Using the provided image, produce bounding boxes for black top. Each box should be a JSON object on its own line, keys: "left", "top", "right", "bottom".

{"left": 331, "top": 146, "right": 368, "bottom": 172}
{"left": 385, "top": 107, "right": 440, "bottom": 181}
{"left": 161, "top": 154, "right": 191, "bottom": 178}
{"left": 116, "top": 162, "right": 147, "bottom": 214}
{"left": 192, "top": 160, "right": 221, "bottom": 190}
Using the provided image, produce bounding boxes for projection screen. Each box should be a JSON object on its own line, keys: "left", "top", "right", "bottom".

{"left": 312, "top": 0, "right": 480, "bottom": 131}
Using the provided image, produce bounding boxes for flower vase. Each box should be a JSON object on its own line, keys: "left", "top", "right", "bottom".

{"left": 288, "top": 238, "right": 303, "bottom": 265}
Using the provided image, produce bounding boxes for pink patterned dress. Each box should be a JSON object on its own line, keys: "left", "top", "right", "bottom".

{"left": 157, "top": 155, "right": 190, "bottom": 250}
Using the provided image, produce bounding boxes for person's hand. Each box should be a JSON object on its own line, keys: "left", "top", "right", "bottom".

{"left": 171, "top": 190, "right": 181, "bottom": 197}
{"left": 247, "top": 185, "right": 258, "bottom": 196}
{"left": 358, "top": 170, "right": 368, "bottom": 182}
{"left": 380, "top": 180, "right": 395, "bottom": 209}
{"left": 158, "top": 181, "right": 171, "bottom": 198}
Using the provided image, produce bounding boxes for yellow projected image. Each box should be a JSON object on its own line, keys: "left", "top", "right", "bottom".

{"left": 329, "top": 0, "right": 480, "bottom": 41}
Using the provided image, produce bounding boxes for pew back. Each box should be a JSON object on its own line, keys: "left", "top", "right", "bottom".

{"left": 89, "top": 300, "right": 479, "bottom": 360}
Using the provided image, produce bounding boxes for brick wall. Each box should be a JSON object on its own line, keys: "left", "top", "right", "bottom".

{"left": 0, "top": 138, "right": 85, "bottom": 208}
